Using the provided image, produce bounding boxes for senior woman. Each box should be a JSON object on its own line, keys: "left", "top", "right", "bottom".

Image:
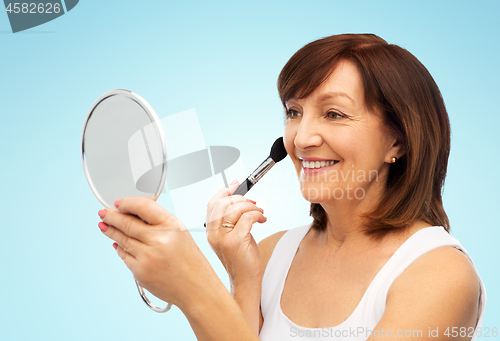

{"left": 97, "top": 34, "right": 486, "bottom": 341}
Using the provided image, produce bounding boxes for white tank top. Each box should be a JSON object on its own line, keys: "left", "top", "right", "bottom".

{"left": 260, "top": 224, "right": 486, "bottom": 340}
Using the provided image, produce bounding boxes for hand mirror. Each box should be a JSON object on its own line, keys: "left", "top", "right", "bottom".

{"left": 81, "top": 89, "right": 172, "bottom": 313}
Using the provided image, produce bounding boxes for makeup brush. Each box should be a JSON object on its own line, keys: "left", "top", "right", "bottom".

{"left": 233, "top": 137, "right": 288, "bottom": 196}
{"left": 204, "top": 137, "right": 288, "bottom": 227}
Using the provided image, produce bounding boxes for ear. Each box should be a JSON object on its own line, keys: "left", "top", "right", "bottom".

{"left": 384, "top": 136, "right": 406, "bottom": 163}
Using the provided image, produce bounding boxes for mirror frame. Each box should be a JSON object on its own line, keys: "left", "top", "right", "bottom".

{"left": 81, "top": 89, "right": 168, "bottom": 207}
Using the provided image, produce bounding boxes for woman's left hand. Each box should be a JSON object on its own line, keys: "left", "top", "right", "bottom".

{"left": 97, "top": 196, "right": 214, "bottom": 308}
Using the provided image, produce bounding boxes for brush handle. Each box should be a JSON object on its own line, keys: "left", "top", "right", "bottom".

{"left": 233, "top": 178, "right": 254, "bottom": 196}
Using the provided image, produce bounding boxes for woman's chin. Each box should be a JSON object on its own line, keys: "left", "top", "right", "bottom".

{"left": 300, "top": 191, "right": 333, "bottom": 204}
{"left": 300, "top": 183, "right": 368, "bottom": 203}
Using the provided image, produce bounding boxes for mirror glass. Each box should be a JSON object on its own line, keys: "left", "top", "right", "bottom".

{"left": 82, "top": 90, "right": 167, "bottom": 209}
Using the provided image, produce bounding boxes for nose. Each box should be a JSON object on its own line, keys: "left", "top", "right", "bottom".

{"left": 294, "top": 114, "right": 323, "bottom": 151}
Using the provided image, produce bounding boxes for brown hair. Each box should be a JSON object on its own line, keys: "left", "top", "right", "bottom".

{"left": 278, "top": 34, "right": 450, "bottom": 238}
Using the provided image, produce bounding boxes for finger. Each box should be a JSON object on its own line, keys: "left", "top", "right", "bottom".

{"left": 115, "top": 197, "right": 175, "bottom": 226}
{"left": 223, "top": 202, "right": 264, "bottom": 230}
{"left": 208, "top": 180, "right": 240, "bottom": 205}
{"left": 206, "top": 180, "right": 240, "bottom": 227}
{"left": 207, "top": 195, "right": 249, "bottom": 230}
{"left": 99, "top": 222, "right": 142, "bottom": 257}
{"left": 101, "top": 208, "right": 149, "bottom": 243}
{"left": 233, "top": 211, "right": 267, "bottom": 237}
{"left": 113, "top": 242, "right": 139, "bottom": 273}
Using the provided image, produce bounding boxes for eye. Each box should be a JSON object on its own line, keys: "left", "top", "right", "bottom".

{"left": 286, "top": 109, "right": 302, "bottom": 119}
{"left": 326, "top": 111, "right": 344, "bottom": 120}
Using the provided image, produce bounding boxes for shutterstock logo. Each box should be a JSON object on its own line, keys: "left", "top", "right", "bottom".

{"left": 4, "top": 0, "right": 78, "bottom": 33}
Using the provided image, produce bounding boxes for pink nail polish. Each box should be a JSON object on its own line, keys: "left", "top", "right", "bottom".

{"left": 258, "top": 207, "right": 264, "bottom": 213}
{"left": 230, "top": 179, "right": 238, "bottom": 186}
{"left": 98, "top": 222, "right": 108, "bottom": 232}
{"left": 98, "top": 210, "right": 107, "bottom": 219}
{"left": 248, "top": 200, "right": 256, "bottom": 204}
{"left": 114, "top": 200, "right": 121, "bottom": 208}
{"left": 113, "top": 243, "right": 118, "bottom": 250}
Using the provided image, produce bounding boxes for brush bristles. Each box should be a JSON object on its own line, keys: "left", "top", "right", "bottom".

{"left": 270, "top": 137, "right": 288, "bottom": 163}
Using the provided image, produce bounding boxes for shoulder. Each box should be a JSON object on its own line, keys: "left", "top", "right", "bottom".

{"left": 258, "top": 230, "right": 288, "bottom": 273}
{"left": 375, "top": 245, "right": 480, "bottom": 338}
{"left": 388, "top": 245, "right": 480, "bottom": 306}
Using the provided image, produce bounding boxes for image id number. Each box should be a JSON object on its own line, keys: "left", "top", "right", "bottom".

{"left": 6, "top": 3, "right": 61, "bottom": 14}
{"left": 444, "top": 327, "right": 498, "bottom": 338}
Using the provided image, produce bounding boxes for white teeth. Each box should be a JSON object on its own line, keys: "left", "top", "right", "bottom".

{"left": 302, "top": 160, "right": 338, "bottom": 169}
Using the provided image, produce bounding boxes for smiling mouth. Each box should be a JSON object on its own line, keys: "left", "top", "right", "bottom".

{"left": 302, "top": 160, "right": 339, "bottom": 169}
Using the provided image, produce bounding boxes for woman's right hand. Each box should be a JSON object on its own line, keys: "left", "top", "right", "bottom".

{"left": 205, "top": 179, "right": 267, "bottom": 289}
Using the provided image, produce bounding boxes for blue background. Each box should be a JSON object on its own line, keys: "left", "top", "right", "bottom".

{"left": 1, "top": 1, "right": 498, "bottom": 339}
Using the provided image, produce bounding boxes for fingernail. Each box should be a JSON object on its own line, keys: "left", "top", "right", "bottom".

{"left": 248, "top": 200, "right": 256, "bottom": 204}
{"left": 258, "top": 207, "right": 264, "bottom": 213}
{"left": 98, "top": 209, "right": 107, "bottom": 219}
{"left": 114, "top": 200, "right": 121, "bottom": 208}
{"left": 98, "top": 222, "right": 108, "bottom": 232}
{"left": 230, "top": 179, "right": 238, "bottom": 186}
{"left": 263, "top": 216, "right": 268, "bottom": 221}
{"left": 113, "top": 243, "right": 118, "bottom": 250}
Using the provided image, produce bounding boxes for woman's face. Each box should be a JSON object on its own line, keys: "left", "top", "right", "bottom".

{"left": 284, "top": 59, "right": 401, "bottom": 205}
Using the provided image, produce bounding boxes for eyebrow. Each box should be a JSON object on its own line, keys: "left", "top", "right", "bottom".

{"left": 286, "top": 91, "right": 355, "bottom": 106}
{"left": 317, "top": 92, "right": 355, "bottom": 103}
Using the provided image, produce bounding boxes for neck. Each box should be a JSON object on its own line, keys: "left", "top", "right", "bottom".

{"left": 314, "top": 193, "right": 431, "bottom": 252}
{"left": 312, "top": 175, "right": 389, "bottom": 249}
{"left": 317, "top": 194, "right": 377, "bottom": 249}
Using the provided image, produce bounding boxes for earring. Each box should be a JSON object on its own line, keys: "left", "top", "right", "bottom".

{"left": 391, "top": 157, "right": 397, "bottom": 163}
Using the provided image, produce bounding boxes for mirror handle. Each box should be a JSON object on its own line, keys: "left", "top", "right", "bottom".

{"left": 135, "top": 280, "right": 173, "bottom": 313}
